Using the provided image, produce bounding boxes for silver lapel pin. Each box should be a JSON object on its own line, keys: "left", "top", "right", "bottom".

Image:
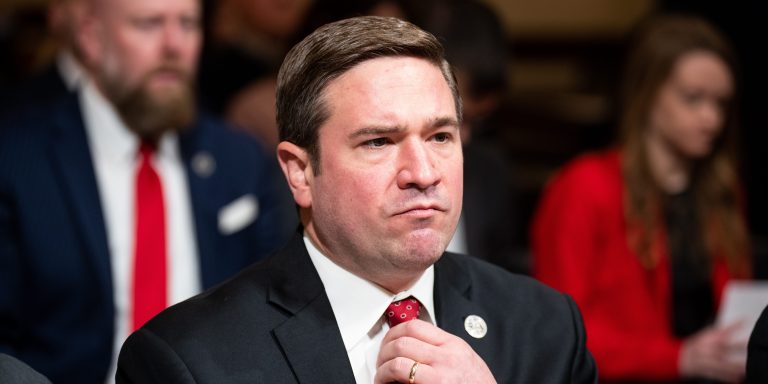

{"left": 464, "top": 315, "right": 487, "bottom": 339}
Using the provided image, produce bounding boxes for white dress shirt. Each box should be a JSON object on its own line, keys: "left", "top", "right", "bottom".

{"left": 79, "top": 80, "right": 201, "bottom": 384}
{"left": 446, "top": 213, "right": 468, "bottom": 254}
{"left": 304, "top": 234, "right": 435, "bottom": 384}
{"left": 56, "top": 50, "right": 86, "bottom": 91}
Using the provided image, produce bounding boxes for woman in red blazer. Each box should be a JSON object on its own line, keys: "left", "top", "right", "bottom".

{"left": 532, "top": 15, "right": 751, "bottom": 383}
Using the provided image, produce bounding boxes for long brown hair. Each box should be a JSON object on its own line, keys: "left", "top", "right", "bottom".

{"left": 619, "top": 14, "right": 749, "bottom": 275}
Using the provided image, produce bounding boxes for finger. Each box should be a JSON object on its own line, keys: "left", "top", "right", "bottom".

{"left": 374, "top": 358, "right": 437, "bottom": 384}
{"left": 708, "top": 324, "right": 746, "bottom": 349}
{"left": 718, "top": 319, "right": 747, "bottom": 335}
{"left": 708, "top": 359, "right": 746, "bottom": 383}
{"left": 710, "top": 366, "right": 745, "bottom": 384}
{"left": 376, "top": 335, "right": 441, "bottom": 367}
{"left": 381, "top": 319, "right": 452, "bottom": 347}
{"left": 725, "top": 336, "right": 749, "bottom": 351}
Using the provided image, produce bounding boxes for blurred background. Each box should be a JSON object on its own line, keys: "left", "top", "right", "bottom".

{"left": 1, "top": 0, "right": 764, "bottom": 277}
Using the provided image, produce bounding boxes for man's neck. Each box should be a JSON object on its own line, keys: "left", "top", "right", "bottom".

{"left": 302, "top": 221, "right": 424, "bottom": 294}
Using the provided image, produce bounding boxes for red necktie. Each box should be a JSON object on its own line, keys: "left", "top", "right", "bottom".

{"left": 132, "top": 141, "right": 167, "bottom": 331}
{"left": 385, "top": 296, "right": 422, "bottom": 327}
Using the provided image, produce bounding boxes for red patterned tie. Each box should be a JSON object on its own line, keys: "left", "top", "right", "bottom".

{"left": 385, "top": 296, "right": 422, "bottom": 327}
{"left": 132, "top": 141, "right": 167, "bottom": 331}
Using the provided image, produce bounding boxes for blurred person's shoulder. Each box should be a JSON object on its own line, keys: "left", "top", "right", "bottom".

{"left": 0, "top": 91, "right": 80, "bottom": 154}
{"left": 544, "top": 149, "right": 623, "bottom": 201}
{"left": 557, "top": 149, "right": 620, "bottom": 185}
{"left": 185, "top": 111, "right": 275, "bottom": 169}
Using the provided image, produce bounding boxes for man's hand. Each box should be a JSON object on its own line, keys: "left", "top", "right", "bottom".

{"left": 679, "top": 323, "right": 747, "bottom": 383}
{"left": 375, "top": 319, "right": 496, "bottom": 384}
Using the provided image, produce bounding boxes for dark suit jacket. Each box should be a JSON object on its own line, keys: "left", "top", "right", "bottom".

{"left": 747, "top": 304, "right": 768, "bottom": 383}
{"left": 0, "top": 63, "right": 70, "bottom": 120}
{"left": 0, "top": 92, "right": 294, "bottom": 383}
{"left": 462, "top": 139, "right": 527, "bottom": 274}
{"left": 116, "top": 233, "right": 597, "bottom": 383}
{"left": 0, "top": 354, "right": 52, "bottom": 384}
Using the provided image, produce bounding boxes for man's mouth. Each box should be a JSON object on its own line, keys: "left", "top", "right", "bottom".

{"left": 394, "top": 202, "right": 447, "bottom": 217}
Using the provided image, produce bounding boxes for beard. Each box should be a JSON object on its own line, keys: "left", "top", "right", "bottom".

{"left": 100, "top": 65, "right": 196, "bottom": 142}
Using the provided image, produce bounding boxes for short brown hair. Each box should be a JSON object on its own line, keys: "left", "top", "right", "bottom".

{"left": 276, "top": 16, "right": 461, "bottom": 173}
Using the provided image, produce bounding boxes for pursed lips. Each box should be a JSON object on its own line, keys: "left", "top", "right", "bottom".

{"left": 393, "top": 201, "right": 448, "bottom": 217}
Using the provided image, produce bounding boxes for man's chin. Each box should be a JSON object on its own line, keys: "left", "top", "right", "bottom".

{"left": 118, "top": 87, "right": 196, "bottom": 139}
{"left": 402, "top": 229, "right": 448, "bottom": 258}
{"left": 146, "top": 81, "right": 188, "bottom": 103}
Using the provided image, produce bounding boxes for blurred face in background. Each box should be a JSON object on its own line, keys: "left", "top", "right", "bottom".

{"left": 454, "top": 69, "right": 501, "bottom": 145}
{"left": 647, "top": 50, "right": 733, "bottom": 160}
{"left": 80, "top": 0, "right": 202, "bottom": 140}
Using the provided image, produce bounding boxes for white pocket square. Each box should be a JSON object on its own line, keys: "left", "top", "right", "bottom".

{"left": 218, "top": 194, "right": 259, "bottom": 235}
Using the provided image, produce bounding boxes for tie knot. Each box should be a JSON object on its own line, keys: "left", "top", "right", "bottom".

{"left": 385, "top": 296, "right": 421, "bottom": 327}
{"left": 139, "top": 141, "right": 157, "bottom": 160}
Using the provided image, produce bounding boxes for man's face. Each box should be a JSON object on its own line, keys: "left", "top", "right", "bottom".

{"left": 304, "top": 57, "right": 463, "bottom": 291}
{"left": 86, "top": 0, "right": 201, "bottom": 138}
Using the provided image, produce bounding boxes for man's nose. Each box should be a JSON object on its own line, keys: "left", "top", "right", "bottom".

{"left": 161, "top": 21, "right": 192, "bottom": 58}
{"left": 396, "top": 139, "right": 440, "bottom": 191}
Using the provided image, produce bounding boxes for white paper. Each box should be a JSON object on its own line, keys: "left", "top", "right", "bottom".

{"left": 715, "top": 280, "right": 768, "bottom": 362}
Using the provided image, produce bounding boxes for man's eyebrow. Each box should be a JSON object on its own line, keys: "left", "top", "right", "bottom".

{"left": 429, "top": 116, "right": 460, "bottom": 129}
{"left": 347, "top": 116, "right": 459, "bottom": 140}
{"left": 348, "top": 125, "right": 404, "bottom": 140}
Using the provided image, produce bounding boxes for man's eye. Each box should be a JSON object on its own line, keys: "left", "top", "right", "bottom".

{"left": 364, "top": 138, "right": 389, "bottom": 148}
{"left": 180, "top": 16, "right": 200, "bottom": 32}
{"left": 133, "top": 18, "right": 162, "bottom": 30}
{"left": 433, "top": 132, "right": 451, "bottom": 143}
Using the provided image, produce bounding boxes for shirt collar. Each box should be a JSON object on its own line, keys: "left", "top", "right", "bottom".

{"left": 303, "top": 234, "right": 436, "bottom": 352}
{"left": 57, "top": 49, "right": 86, "bottom": 91}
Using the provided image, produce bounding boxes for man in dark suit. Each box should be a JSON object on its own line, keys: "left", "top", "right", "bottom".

{"left": 747, "top": 305, "right": 768, "bottom": 383}
{"left": 117, "top": 16, "right": 597, "bottom": 383}
{"left": 0, "top": 0, "right": 291, "bottom": 382}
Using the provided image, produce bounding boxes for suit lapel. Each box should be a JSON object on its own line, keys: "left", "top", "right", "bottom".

{"left": 268, "top": 234, "right": 356, "bottom": 383}
{"left": 178, "top": 120, "right": 220, "bottom": 288}
{"left": 434, "top": 253, "right": 495, "bottom": 357}
{"left": 48, "top": 94, "right": 113, "bottom": 299}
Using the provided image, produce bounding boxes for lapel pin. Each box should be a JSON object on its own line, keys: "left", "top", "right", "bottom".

{"left": 192, "top": 151, "right": 216, "bottom": 178}
{"left": 464, "top": 315, "right": 487, "bottom": 339}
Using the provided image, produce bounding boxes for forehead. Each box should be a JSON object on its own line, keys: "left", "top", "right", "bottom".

{"left": 669, "top": 50, "right": 733, "bottom": 94}
{"left": 102, "top": 0, "right": 199, "bottom": 17}
{"left": 321, "top": 56, "right": 456, "bottom": 125}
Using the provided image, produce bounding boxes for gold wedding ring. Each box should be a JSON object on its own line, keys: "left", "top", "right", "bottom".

{"left": 408, "top": 361, "right": 419, "bottom": 384}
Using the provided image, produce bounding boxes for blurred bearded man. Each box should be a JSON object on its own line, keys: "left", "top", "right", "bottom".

{"left": 0, "top": 0, "right": 294, "bottom": 382}
{"left": 81, "top": 0, "right": 200, "bottom": 142}
{"left": 100, "top": 59, "right": 197, "bottom": 141}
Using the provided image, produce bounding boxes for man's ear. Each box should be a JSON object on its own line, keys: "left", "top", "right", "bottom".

{"left": 276, "top": 141, "right": 313, "bottom": 208}
{"left": 74, "top": 6, "right": 102, "bottom": 71}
